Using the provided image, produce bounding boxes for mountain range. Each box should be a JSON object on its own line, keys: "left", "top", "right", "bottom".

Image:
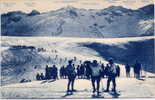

{"left": 1, "top": 4, "right": 154, "bottom": 38}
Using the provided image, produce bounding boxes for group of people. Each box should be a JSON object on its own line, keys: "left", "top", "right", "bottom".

{"left": 36, "top": 57, "right": 142, "bottom": 96}
{"left": 36, "top": 65, "right": 58, "bottom": 80}
{"left": 65, "top": 58, "right": 120, "bottom": 96}
{"left": 125, "top": 60, "right": 142, "bottom": 79}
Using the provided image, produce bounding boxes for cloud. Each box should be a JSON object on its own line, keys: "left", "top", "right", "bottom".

{"left": 54, "top": 0, "right": 79, "bottom": 3}
{"left": 141, "top": 0, "right": 151, "bottom": 3}
{"left": 24, "top": 2, "right": 36, "bottom": 7}
{"left": 123, "top": 0, "right": 136, "bottom": 5}
{"left": 81, "top": 2, "right": 100, "bottom": 6}
{"left": 2, "top": 2, "right": 16, "bottom": 7}
{"left": 105, "top": 0, "right": 121, "bottom": 3}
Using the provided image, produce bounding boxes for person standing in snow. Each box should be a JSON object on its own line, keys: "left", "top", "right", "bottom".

{"left": 52, "top": 65, "right": 58, "bottom": 80}
{"left": 116, "top": 65, "right": 120, "bottom": 77}
{"left": 76, "top": 65, "right": 81, "bottom": 79}
{"left": 66, "top": 60, "right": 77, "bottom": 94}
{"left": 125, "top": 63, "right": 131, "bottom": 77}
{"left": 134, "top": 60, "right": 142, "bottom": 79}
{"left": 104, "top": 58, "right": 117, "bottom": 93}
{"left": 90, "top": 60, "right": 102, "bottom": 96}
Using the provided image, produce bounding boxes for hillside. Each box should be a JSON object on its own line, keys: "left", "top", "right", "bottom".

{"left": 1, "top": 36, "right": 155, "bottom": 86}
{"left": 1, "top": 4, "right": 154, "bottom": 38}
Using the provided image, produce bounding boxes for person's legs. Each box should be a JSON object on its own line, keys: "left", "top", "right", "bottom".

{"left": 67, "top": 79, "right": 71, "bottom": 92}
{"left": 105, "top": 78, "right": 111, "bottom": 92}
{"left": 97, "top": 77, "right": 101, "bottom": 94}
{"left": 112, "top": 78, "right": 116, "bottom": 92}
{"left": 91, "top": 77, "right": 96, "bottom": 93}
{"left": 71, "top": 78, "right": 75, "bottom": 91}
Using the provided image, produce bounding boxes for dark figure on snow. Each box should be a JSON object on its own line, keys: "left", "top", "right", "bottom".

{"left": 52, "top": 65, "right": 58, "bottom": 80}
{"left": 60, "top": 66, "right": 63, "bottom": 79}
{"left": 45, "top": 65, "right": 50, "bottom": 80}
{"left": 134, "top": 60, "right": 142, "bottom": 79}
{"left": 76, "top": 65, "right": 81, "bottom": 79}
{"left": 116, "top": 65, "right": 120, "bottom": 77}
{"left": 104, "top": 58, "right": 118, "bottom": 93}
{"left": 60, "top": 66, "right": 65, "bottom": 79}
{"left": 101, "top": 64, "right": 105, "bottom": 78}
{"left": 80, "top": 64, "right": 85, "bottom": 79}
{"left": 84, "top": 61, "right": 92, "bottom": 79}
{"left": 36, "top": 73, "right": 41, "bottom": 80}
{"left": 90, "top": 60, "right": 102, "bottom": 96}
{"left": 40, "top": 73, "right": 45, "bottom": 80}
{"left": 125, "top": 63, "right": 131, "bottom": 77}
{"left": 66, "top": 60, "right": 77, "bottom": 94}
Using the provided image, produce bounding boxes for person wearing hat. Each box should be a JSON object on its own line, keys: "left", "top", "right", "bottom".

{"left": 104, "top": 58, "right": 117, "bottom": 93}
{"left": 66, "top": 60, "right": 77, "bottom": 94}
{"left": 90, "top": 60, "right": 102, "bottom": 96}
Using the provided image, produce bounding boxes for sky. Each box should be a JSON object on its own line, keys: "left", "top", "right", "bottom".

{"left": 0, "top": 0, "right": 154, "bottom": 14}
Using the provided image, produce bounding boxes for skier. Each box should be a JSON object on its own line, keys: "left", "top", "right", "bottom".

{"left": 84, "top": 61, "right": 91, "bottom": 79}
{"left": 116, "top": 65, "right": 120, "bottom": 77}
{"left": 76, "top": 65, "right": 81, "bottom": 79}
{"left": 101, "top": 63, "right": 105, "bottom": 78}
{"left": 45, "top": 65, "right": 50, "bottom": 80}
{"left": 104, "top": 58, "right": 118, "bottom": 93}
{"left": 90, "top": 60, "right": 102, "bottom": 96}
{"left": 80, "top": 64, "right": 85, "bottom": 79}
{"left": 52, "top": 65, "right": 58, "bottom": 80}
{"left": 60, "top": 66, "right": 63, "bottom": 79}
{"left": 125, "top": 63, "right": 131, "bottom": 77}
{"left": 66, "top": 60, "right": 77, "bottom": 94}
{"left": 134, "top": 60, "right": 142, "bottom": 79}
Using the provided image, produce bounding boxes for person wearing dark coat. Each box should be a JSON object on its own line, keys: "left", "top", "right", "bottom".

{"left": 125, "top": 64, "right": 131, "bottom": 77}
{"left": 116, "top": 65, "right": 120, "bottom": 77}
{"left": 76, "top": 65, "right": 81, "bottom": 79}
{"left": 52, "top": 65, "right": 58, "bottom": 80}
{"left": 84, "top": 61, "right": 92, "bottom": 79}
{"left": 66, "top": 60, "right": 77, "bottom": 94}
{"left": 104, "top": 58, "right": 118, "bottom": 93}
{"left": 101, "top": 64, "right": 105, "bottom": 78}
{"left": 134, "top": 60, "right": 142, "bottom": 79}
{"left": 80, "top": 64, "right": 85, "bottom": 79}
{"left": 60, "top": 66, "right": 63, "bottom": 79}
{"left": 45, "top": 65, "right": 50, "bottom": 80}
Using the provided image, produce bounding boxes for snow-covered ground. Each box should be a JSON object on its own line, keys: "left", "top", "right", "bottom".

{"left": 1, "top": 36, "right": 155, "bottom": 98}
{"left": 1, "top": 78, "right": 155, "bottom": 99}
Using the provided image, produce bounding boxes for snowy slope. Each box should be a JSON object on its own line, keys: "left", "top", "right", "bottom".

{"left": 1, "top": 36, "right": 155, "bottom": 86}
{"left": 1, "top": 4, "right": 154, "bottom": 37}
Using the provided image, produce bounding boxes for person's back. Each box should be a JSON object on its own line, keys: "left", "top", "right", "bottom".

{"left": 134, "top": 61, "right": 141, "bottom": 78}
{"left": 105, "top": 58, "right": 117, "bottom": 93}
{"left": 90, "top": 64, "right": 102, "bottom": 77}
{"left": 66, "top": 60, "right": 76, "bottom": 94}
{"left": 107, "top": 63, "right": 117, "bottom": 78}
{"left": 125, "top": 64, "right": 130, "bottom": 72}
{"left": 89, "top": 60, "right": 102, "bottom": 96}
{"left": 66, "top": 64, "right": 76, "bottom": 78}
